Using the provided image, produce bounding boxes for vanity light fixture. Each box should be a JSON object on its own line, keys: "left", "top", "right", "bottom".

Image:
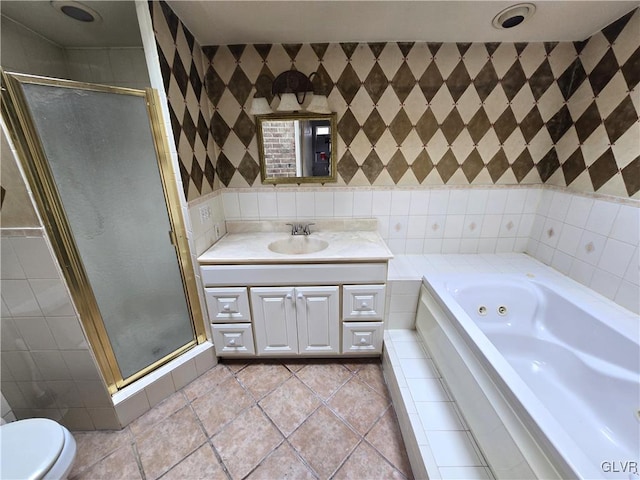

{"left": 249, "top": 69, "right": 331, "bottom": 115}
{"left": 306, "top": 94, "right": 331, "bottom": 114}
{"left": 276, "top": 92, "right": 303, "bottom": 112}
{"left": 248, "top": 97, "right": 272, "bottom": 115}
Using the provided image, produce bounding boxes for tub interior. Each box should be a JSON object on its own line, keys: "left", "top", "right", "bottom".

{"left": 437, "top": 275, "right": 640, "bottom": 477}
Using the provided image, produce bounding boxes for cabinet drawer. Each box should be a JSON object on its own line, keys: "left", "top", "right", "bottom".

{"left": 342, "top": 322, "right": 383, "bottom": 354}
{"left": 211, "top": 324, "right": 255, "bottom": 356}
{"left": 205, "top": 287, "right": 250, "bottom": 323}
{"left": 343, "top": 284, "right": 386, "bottom": 321}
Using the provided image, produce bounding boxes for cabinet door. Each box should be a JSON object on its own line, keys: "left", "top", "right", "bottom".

{"left": 296, "top": 286, "right": 340, "bottom": 355}
{"left": 251, "top": 287, "right": 298, "bottom": 356}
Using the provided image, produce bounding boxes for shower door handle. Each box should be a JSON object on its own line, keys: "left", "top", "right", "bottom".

{"left": 168, "top": 230, "right": 177, "bottom": 245}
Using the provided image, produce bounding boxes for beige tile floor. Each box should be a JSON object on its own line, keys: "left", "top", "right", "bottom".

{"left": 70, "top": 359, "right": 413, "bottom": 480}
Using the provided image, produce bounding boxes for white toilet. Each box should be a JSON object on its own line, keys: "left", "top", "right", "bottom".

{"left": 1, "top": 418, "right": 77, "bottom": 480}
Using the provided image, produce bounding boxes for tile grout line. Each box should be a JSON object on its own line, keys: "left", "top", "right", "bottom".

{"left": 184, "top": 399, "right": 234, "bottom": 480}
{"left": 133, "top": 373, "right": 231, "bottom": 479}
{"left": 238, "top": 362, "right": 324, "bottom": 478}
{"left": 69, "top": 428, "right": 136, "bottom": 479}
{"left": 288, "top": 361, "right": 410, "bottom": 479}
{"left": 130, "top": 440, "right": 147, "bottom": 480}
{"left": 361, "top": 404, "right": 413, "bottom": 478}
{"left": 327, "top": 437, "right": 367, "bottom": 479}
{"left": 225, "top": 362, "right": 297, "bottom": 478}
{"left": 186, "top": 365, "right": 256, "bottom": 479}
{"left": 228, "top": 360, "right": 400, "bottom": 478}
{"left": 72, "top": 359, "right": 413, "bottom": 479}
{"left": 146, "top": 403, "right": 209, "bottom": 480}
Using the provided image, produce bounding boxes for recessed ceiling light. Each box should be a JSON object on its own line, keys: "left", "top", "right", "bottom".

{"left": 50, "top": 1, "right": 102, "bottom": 23}
{"left": 492, "top": 3, "right": 536, "bottom": 29}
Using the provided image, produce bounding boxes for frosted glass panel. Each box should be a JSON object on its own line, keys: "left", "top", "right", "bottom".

{"left": 21, "top": 84, "right": 194, "bottom": 379}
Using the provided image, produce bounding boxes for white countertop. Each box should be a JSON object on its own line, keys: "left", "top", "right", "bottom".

{"left": 198, "top": 229, "right": 394, "bottom": 264}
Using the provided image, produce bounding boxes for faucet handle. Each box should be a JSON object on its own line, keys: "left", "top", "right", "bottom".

{"left": 285, "top": 223, "right": 296, "bottom": 235}
{"left": 303, "top": 223, "right": 315, "bottom": 235}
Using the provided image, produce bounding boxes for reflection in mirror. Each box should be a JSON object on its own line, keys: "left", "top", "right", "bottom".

{"left": 256, "top": 113, "right": 337, "bottom": 184}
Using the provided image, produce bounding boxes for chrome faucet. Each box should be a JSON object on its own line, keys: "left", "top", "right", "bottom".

{"left": 302, "top": 223, "right": 315, "bottom": 235}
{"left": 286, "top": 223, "right": 315, "bottom": 236}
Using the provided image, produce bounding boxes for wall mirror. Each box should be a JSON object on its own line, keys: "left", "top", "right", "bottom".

{"left": 256, "top": 113, "right": 337, "bottom": 184}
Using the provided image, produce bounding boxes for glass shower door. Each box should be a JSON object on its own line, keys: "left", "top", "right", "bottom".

{"left": 2, "top": 73, "right": 204, "bottom": 390}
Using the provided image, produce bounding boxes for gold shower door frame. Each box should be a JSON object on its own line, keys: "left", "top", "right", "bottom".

{"left": 1, "top": 72, "right": 206, "bottom": 394}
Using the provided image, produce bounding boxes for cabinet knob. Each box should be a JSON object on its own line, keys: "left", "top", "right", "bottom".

{"left": 223, "top": 304, "right": 231, "bottom": 311}
{"left": 297, "top": 293, "right": 304, "bottom": 300}
{"left": 360, "top": 338, "right": 368, "bottom": 344}
{"left": 286, "top": 293, "right": 292, "bottom": 300}
{"left": 361, "top": 303, "right": 369, "bottom": 309}
{"left": 228, "top": 339, "right": 236, "bottom": 346}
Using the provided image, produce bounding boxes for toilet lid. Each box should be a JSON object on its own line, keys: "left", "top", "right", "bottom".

{"left": 1, "top": 418, "right": 65, "bottom": 480}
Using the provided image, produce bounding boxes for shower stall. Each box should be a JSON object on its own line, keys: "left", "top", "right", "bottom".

{"left": 2, "top": 72, "right": 206, "bottom": 393}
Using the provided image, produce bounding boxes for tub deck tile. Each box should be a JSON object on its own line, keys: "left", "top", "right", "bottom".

{"left": 383, "top": 329, "right": 494, "bottom": 480}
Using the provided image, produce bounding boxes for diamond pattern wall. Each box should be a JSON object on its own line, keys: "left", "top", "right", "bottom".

{"left": 152, "top": 2, "right": 638, "bottom": 199}
{"left": 201, "top": 10, "right": 637, "bottom": 197}
{"left": 149, "top": 1, "right": 217, "bottom": 201}
{"left": 554, "top": 9, "right": 639, "bottom": 197}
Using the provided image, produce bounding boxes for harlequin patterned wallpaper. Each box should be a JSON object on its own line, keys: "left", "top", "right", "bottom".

{"left": 553, "top": 9, "right": 638, "bottom": 198}
{"left": 148, "top": 1, "right": 218, "bottom": 201}
{"left": 150, "top": 1, "right": 638, "bottom": 199}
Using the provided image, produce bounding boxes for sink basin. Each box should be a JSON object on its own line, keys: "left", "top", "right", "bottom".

{"left": 268, "top": 237, "right": 329, "bottom": 255}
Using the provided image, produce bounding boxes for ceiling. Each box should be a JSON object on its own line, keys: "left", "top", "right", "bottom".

{"left": 168, "top": 1, "right": 639, "bottom": 45}
{"left": 0, "top": 1, "right": 142, "bottom": 47}
{"left": 0, "top": 1, "right": 637, "bottom": 49}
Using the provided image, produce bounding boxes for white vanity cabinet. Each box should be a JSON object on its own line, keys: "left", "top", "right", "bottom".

{"left": 200, "top": 262, "right": 388, "bottom": 358}
{"left": 251, "top": 286, "right": 340, "bottom": 356}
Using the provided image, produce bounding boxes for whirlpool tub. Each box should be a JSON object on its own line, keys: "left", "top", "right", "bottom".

{"left": 416, "top": 273, "right": 640, "bottom": 479}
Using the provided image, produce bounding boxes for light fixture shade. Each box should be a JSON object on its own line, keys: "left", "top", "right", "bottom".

{"left": 248, "top": 97, "right": 272, "bottom": 115}
{"left": 276, "top": 93, "right": 301, "bottom": 112}
{"left": 306, "top": 94, "right": 331, "bottom": 114}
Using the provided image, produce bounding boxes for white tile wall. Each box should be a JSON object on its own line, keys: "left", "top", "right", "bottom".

{"left": 385, "top": 279, "right": 422, "bottom": 329}
{"left": 207, "top": 185, "right": 638, "bottom": 314}
{"left": 0, "top": 16, "right": 69, "bottom": 79}
{"left": 0, "top": 232, "right": 114, "bottom": 430}
{"left": 65, "top": 47, "right": 151, "bottom": 89}
{"left": 187, "top": 192, "right": 226, "bottom": 256}
{"left": 87, "top": 406, "right": 120, "bottom": 430}
{"left": 1, "top": 280, "right": 43, "bottom": 317}
{"left": 221, "top": 186, "right": 539, "bottom": 256}
{"left": 29, "top": 279, "right": 76, "bottom": 317}
{"left": 1, "top": 392, "right": 16, "bottom": 424}
{"left": 527, "top": 189, "right": 639, "bottom": 313}
{"left": 10, "top": 237, "right": 59, "bottom": 278}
